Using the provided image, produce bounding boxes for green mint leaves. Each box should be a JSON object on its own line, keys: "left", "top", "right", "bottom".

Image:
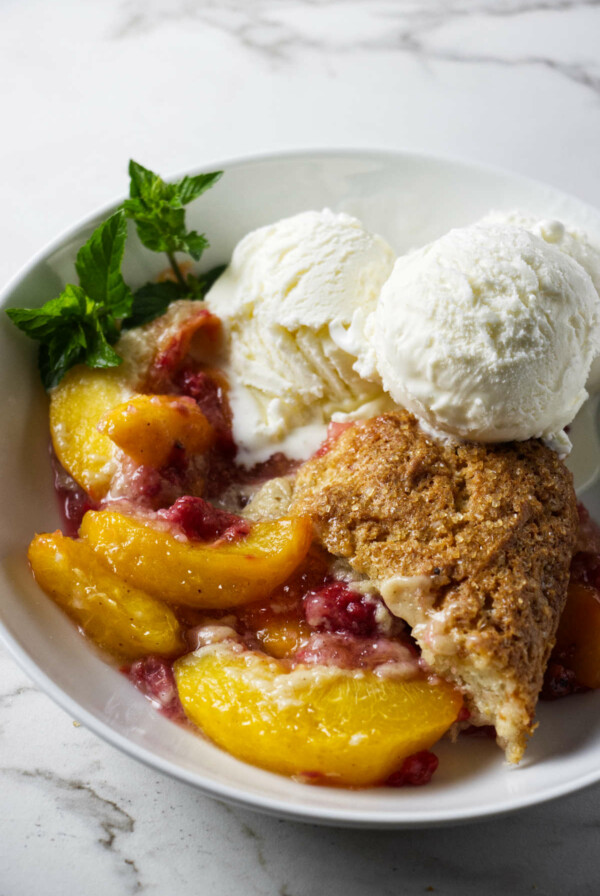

{"left": 122, "top": 263, "right": 226, "bottom": 331}
{"left": 121, "top": 160, "right": 224, "bottom": 329}
{"left": 123, "top": 160, "right": 222, "bottom": 262}
{"left": 7, "top": 211, "right": 131, "bottom": 389}
{"left": 122, "top": 280, "right": 184, "bottom": 330}
{"left": 75, "top": 209, "right": 132, "bottom": 319}
{"left": 6, "top": 161, "right": 224, "bottom": 389}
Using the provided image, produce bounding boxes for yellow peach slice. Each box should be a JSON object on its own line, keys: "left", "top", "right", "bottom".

{"left": 554, "top": 582, "right": 600, "bottom": 688}
{"left": 80, "top": 510, "right": 313, "bottom": 608}
{"left": 174, "top": 644, "right": 463, "bottom": 786}
{"left": 28, "top": 532, "right": 183, "bottom": 660}
{"left": 253, "top": 616, "right": 311, "bottom": 659}
{"left": 98, "top": 394, "right": 214, "bottom": 468}
{"left": 50, "top": 365, "right": 133, "bottom": 500}
{"left": 49, "top": 300, "right": 222, "bottom": 499}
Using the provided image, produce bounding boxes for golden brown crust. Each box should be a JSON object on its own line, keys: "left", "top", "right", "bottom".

{"left": 291, "top": 411, "right": 578, "bottom": 761}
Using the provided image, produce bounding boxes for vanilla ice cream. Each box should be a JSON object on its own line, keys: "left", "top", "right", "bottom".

{"left": 206, "top": 209, "right": 395, "bottom": 463}
{"left": 480, "top": 209, "right": 600, "bottom": 390}
{"left": 371, "top": 223, "right": 600, "bottom": 449}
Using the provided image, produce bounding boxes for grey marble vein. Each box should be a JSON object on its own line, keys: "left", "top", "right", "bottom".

{"left": 381, "top": 41, "right": 600, "bottom": 98}
{"left": 109, "top": 0, "right": 600, "bottom": 98}
{"left": 0, "top": 768, "right": 142, "bottom": 893}
{"left": 0, "top": 684, "right": 37, "bottom": 706}
{"left": 111, "top": 0, "right": 600, "bottom": 43}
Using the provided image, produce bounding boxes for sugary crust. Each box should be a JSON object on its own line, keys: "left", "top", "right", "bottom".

{"left": 291, "top": 411, "right": 578, "bottom": 762}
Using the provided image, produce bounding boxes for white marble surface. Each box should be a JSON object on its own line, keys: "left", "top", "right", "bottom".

{"left": 3, "top": 0, "right": 600, "bottom": 892}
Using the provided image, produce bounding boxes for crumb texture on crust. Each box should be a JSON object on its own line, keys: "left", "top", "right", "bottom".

{"left": 291, "top": 410, "right": 579, "bottom": 762}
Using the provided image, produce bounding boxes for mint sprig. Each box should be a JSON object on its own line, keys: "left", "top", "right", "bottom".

{"left": 123, "top": 160, "right": 222, "bottom": 289}
{"left": 7, "top": 211, "right": 132, "bottom": 389}
{"left": 122, "top": 280, "right": 183, "bottom": 330}
{"left": 75, "top": 209, "right": 133, "bottom": 318}
{"left": 6, "top": 161, "right": 224, "bottom": 389}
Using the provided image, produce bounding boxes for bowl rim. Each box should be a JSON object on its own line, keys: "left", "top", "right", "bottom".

{"left": 2, "top": 146, "right": 600, "bottom": 828}
{"left": 5, "top": 611, "right": 600, "bottom": 829}
{"left": 3, "top": 144, "right": 592, "bottom": 307}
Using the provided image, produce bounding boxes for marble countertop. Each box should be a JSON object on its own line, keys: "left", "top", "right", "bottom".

{"left": 2, "top": 1, "right": 600, "bottom": 892}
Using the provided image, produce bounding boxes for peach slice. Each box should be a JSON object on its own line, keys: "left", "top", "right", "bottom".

{"left": 50, "top": 364, "right": 133, "bottom": 500}
{"left": 174, "top": 644, "right": 463, "bottom": 786}
{"left": 28, "top": 532, "right": 183, "bottom": 660}
{"left": 98, "top": 394, "right": 214, "bottom": 468}
{"left": 80, "top": 510, "right": 313, "bottom": 608}
{"left": 49, "top": 300, "right": 222, "bottom": 500}
{"left": 237, "top": 594, "right": 311, "bottom": 659}
{"left": 554, "top": 582, "right": 600, "bottom": 688}
{"left": 252, "top": 616, "right": 311, "bottom": 659}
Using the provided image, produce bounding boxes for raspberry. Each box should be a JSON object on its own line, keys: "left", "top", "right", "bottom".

{"left": 127, "top": 656, "right": 185, "bottom": 721}
{"left": 177, "top": 368, "right": 234, "bottom": 453}
{"left": 541, "top": 659, "right": 585, "bottom": 701}
{"left": 386, "top": 750, "right": 439, "bottom": 787}
{"left": 303, "top": 581, "right": 377, "bottom": 636}
{"left": 157, "top": 496, "right": 250, "bottom": 542}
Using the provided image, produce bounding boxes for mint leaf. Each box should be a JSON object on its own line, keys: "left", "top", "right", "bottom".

{"left": 128, "top": 160, "right": 162, "bottom": 202}
{"left": 124, "top": 205, "right": 185, "bottom": 255}
{"left": 123, "top": 160, "right": 222, "bottom": 265}
{"left": 183, "top": 231, "right": 210, "bottom": 261}
{"left": 128, "top": 161, "right": 222, "bottom": 208}
{"left": 6, "top": 160, "right": 225, "bottom": 390}
{"left": 86, "top": 324, "right": 123, "bottom": 368}
{"left": 10, "top": 282, "right": 125, "bottom": 389}
{"left": 6, "top": 216, "right": 133, "bottom": 389}
{"left": 122, "top": 262, "right": 226, "bottom": 330}
{"left": 39, "top": 333, "right": 87, "bottom": 391}
{"left": 188, "top": 263, "right": 227, "bottom": 299}
{"left": 75, "top": 210, "right": 132, "bottom": 317}
{"left": 122, "top": 280, "right": 185, "bottom": 330}
{"left": 6, "top": 285, "right": 87, "bottom": 341}
{"left": 178, "top": 172, "right": 222, "bottom": 206}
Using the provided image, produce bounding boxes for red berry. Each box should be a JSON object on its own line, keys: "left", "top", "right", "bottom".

{"left": 386, "top": 750, "right": 439, "bottom": 787}
{"left": 303, "top": 581, "right": 377, "bottom": 636}
{"left": 177, "top": 368, "right": 234, "bottom": 453}
{"left": 127, "top": 656, "right": 185, "bottom": 721}
{"left": 541, "top": 657, "right": 586, "bottom": 701}
{"left": 157, "top": 496, "right": 250, "bottom": 542}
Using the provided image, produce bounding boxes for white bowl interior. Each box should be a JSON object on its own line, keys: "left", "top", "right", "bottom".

{"left": 2, "top": 150, "right": 600, "bottom": 827}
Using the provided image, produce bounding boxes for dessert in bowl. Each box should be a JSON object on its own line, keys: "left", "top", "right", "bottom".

{"left": 3, "top": 149, "right": 593, "bottom": 824}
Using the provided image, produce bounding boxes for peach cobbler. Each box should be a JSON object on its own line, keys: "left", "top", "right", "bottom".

{"left": 11, "top": 165, "right": 600, "bottom": 788}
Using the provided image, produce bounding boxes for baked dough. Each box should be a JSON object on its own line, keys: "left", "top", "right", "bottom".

{"left": 291, "top": 410, "right": 578, "bottom": 761}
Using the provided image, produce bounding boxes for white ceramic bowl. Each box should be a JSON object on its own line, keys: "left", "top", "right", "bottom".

{"left": 2, "top": 149, "right": 600, "bottom": 828}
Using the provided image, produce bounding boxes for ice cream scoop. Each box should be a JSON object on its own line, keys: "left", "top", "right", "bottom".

{"left": 480, "top": 209, "right": 600, "bottom": 391}
{"left": 371, "top": 223, "right": 600, "bottom": 450}
{"left": 206, "top": 209, "right": 395, "bottom": 462}
{"left": 480, "top": 209, "right": 600, "bottom": 296}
